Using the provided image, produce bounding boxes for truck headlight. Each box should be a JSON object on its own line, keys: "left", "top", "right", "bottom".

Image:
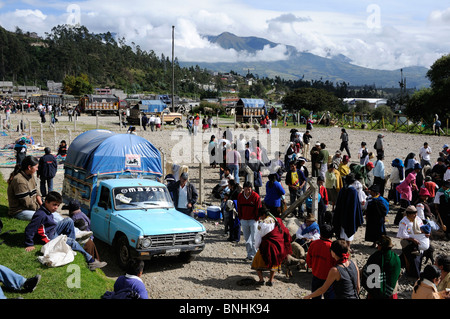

{"left": 194, "top": 233, "right": 203, "bottom": 244}
{"left": 140, "top": 237, "right": 152, "bottom": 248}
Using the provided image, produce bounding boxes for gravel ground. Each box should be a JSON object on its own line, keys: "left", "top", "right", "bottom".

{"left": 1, "top": 111, "right": 449, "bottom": 301}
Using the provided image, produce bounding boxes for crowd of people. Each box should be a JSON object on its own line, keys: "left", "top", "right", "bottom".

{"left": 2, "top": 106, "right": 450, "bottom": 299}
{"left": 199, "top": 121, "right": 450, "bottom": 299}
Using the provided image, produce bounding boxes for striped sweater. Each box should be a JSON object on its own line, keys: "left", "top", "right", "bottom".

{"left": 7, "top": 170, "right": 41, "bottom": 217}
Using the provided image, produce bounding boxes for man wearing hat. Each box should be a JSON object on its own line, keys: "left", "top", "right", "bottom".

{"left": 167, "top": 172, "right": 198, "bottom": 218}
{"left": 361, "top": 235, "right": 401, "bottom": 299}
{"left": 397, "top": 205, "right": 424, "bottom": 278}
{"left": 364, "top": 184, "right": 389, "bottom": 247}
{"left": 295, "top": 214, "right": 320, "bottom": 252}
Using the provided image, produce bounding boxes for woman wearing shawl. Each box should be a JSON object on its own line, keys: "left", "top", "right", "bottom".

{"left": 325, "top": 164, "right": 342, "bottom": 211}
{"left": 332, "top": 174, "right": 364, "bottom": 251}
{"left": 364, "top": 184, "right": 389, "bottom": 247}
{"left": 304, "top": 239, "right": 360, "bottom": 299}
{"left": 389, "top": 158, "right": 404, "bottom": 205}
{"left": 394, "top": 165, "right": 419, "bottom": 225}
{"left": 251, "top": 205, "right": 292, "bottom": 286}
{"left": 361, "top": 235, "right": 401, "bottom": 299}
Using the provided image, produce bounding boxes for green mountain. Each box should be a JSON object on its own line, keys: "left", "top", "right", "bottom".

{"left": 182, "top": 32, "right": 430, "bottom": 88}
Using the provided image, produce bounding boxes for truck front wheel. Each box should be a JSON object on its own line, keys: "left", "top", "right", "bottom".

{"left": 116, "top": 235, "right": 131, "bottom": 269}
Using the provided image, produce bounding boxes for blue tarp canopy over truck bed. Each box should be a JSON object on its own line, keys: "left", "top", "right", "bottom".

{"left": 65, "top": 129, "right": 162, "bottom": 177}
{"left": 63, "top": 129, "right": 163, "bottom": 210}
{"left": 237, "top": 98, "right": 266, "bottom": 108}
{"left": 139, "top": 100, "right": 167, "bottom": 113}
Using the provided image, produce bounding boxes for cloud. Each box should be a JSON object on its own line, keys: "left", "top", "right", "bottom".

{"left": 0, "top": 1, "right": 448, "bottom": 71}
{"left": 428, "top": 7, "right": 450, "bottom": 25}
{"left": 14, "top": 9, "right": 47, "bottom": 20}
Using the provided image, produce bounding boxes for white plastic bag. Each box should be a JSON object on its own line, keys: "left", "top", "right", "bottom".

{"left": 38, "top": 235, "right": 76, "bottom": 267}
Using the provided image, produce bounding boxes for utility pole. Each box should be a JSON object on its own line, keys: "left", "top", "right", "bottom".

{"left": 171, "top": 26, "right": 175, "bottom": 112}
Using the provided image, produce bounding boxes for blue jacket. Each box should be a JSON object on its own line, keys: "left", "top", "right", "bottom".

{"left": 264, "top": 181, "right": 285, "bottom": 207}
{"left": 37, "top": 154, "right": 58, "bottom": 179}
{"left": 114, "top": 275, "right": 149, "bottom": 299}
{"left": 24, "top": 205, "right": 57, "bottom": 247}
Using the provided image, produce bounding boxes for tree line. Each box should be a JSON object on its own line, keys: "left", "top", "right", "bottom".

{"left": 1, "top": 24, "right": 447, "bottom": 122}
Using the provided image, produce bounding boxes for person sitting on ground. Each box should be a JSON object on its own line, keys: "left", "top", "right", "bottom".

{"left": 56, "top": 140, "right": 67, "bottom": 159}
{"left": 295, "top": 215, "right": 320, "bottom": 252}
{"left": 0, "top": 265, "right": 41, "bottom": 299}
{"left": 113, "top": 259, "right": 149, "bottom": 299}
{"left": 436, "top": 254, "right": 450, "bottom": 292}
{"left": 396, "top": 205, "right": 425, "bottom": 278}
{"left": 24, "top": 191, "right": 107, "bottom": 271}
{"left": 7, "top": 155, "right": 62, "bottom": 222}
{"left": 66, "top": 199, "right": 103, "bottom": 262}
{"left": 412, "top": 265, "right": 450, "bottom": 299}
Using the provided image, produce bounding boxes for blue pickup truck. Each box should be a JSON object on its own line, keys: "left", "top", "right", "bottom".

{"left": 62, "top": 130, "right": 206, "bottom": 268}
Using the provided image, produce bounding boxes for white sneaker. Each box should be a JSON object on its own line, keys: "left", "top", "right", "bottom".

{"left": 76, "top": 230, "right": 93, "bottom": 242}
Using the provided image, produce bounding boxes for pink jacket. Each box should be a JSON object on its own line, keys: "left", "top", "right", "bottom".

{"left": 396, "top": 172, "right": 416, "bottom": 201}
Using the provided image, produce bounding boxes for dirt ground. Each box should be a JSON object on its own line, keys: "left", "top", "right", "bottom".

{"left": 1, "top": 111, "right": 449, "bottom": 301}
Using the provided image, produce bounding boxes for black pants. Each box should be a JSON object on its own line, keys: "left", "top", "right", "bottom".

{"left": 394, "top": 199, "right": 410, "bottom": 225}
{"left": 374, "top": 176, "right": 386, "bottom": 198}
{"left": 339, "top": 141, "right": 351, "bottom": 157}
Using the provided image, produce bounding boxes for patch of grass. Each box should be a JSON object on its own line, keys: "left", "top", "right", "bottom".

{"left": 0, "top": 173, "right": 115, "bottom": 299}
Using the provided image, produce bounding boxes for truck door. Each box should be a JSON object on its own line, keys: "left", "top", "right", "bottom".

{"left": 90, "top": 186, "right": 113, "bottom": 244}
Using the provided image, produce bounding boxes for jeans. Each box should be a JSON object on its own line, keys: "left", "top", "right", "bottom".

{"left": 0, "top": 265, "right": 27, "bottom": 299}
{"left": 15, "top": 210, "right": 64, "bottom": 222}
{"left": 49, "top": 218, "right": 93, "bottom": 262}
{"left": 40, "top": 178, "right": 54, "bottom": 197}
{"left": 228, "top": 164, "right": 240, "bottom": 184}
{"left": 240, "top": 219, "right": 257, "bottom": 259}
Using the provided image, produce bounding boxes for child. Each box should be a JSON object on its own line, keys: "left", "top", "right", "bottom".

{"left": 56, "top": 140, "right": 67, "bottom": 160}
{"left": 225, "top": 199, "right": 240, "bottom": 242}
{"left": 14, "top": 139, "right": 27, "bottom": 165}
{"left": 358, "top": 142, "right": 369, "bottom": 165}
{"left": 24, "top": 191, "right": 106, "bottom": 271}
{"left": 112, "top": 259, "right": 149, "bottom": 299}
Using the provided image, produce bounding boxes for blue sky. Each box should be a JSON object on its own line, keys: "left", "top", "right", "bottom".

{"left": 0, "top": 1, "right": 449, "bottom": 70}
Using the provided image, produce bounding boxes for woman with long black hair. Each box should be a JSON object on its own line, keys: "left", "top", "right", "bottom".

{"left": 303, "top": 239, "right": 360, "bottom": 299}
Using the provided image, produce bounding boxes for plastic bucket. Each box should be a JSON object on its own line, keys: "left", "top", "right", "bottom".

{"left": 197, "top": 210, "right": 206, "bottom": 218}
{"left": 207, "top": 206, "right": 222, "bottom": 219}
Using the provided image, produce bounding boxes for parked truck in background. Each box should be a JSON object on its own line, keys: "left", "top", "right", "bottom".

{"left": 79, "top": 94, "right": 128, "bottom": 115}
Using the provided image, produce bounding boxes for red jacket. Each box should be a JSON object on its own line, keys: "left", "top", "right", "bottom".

{"left": 306, "top": 238, "right": 336, "bottom": 280}
{"left": 237, "top": 191, "right": 261, "bottom": 221}
{"left": 319, "top": 185, "right": 328, "bottom": 205}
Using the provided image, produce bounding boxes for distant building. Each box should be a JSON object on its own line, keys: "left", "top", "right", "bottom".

{"left": 47, "top": 81, "right": 63, "bottom": 94}
{"left": 344, "top": 98, "right": 388, "bottom": 109}
{"left": 0, "top": 81, "right": 14, "bottom": 94}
